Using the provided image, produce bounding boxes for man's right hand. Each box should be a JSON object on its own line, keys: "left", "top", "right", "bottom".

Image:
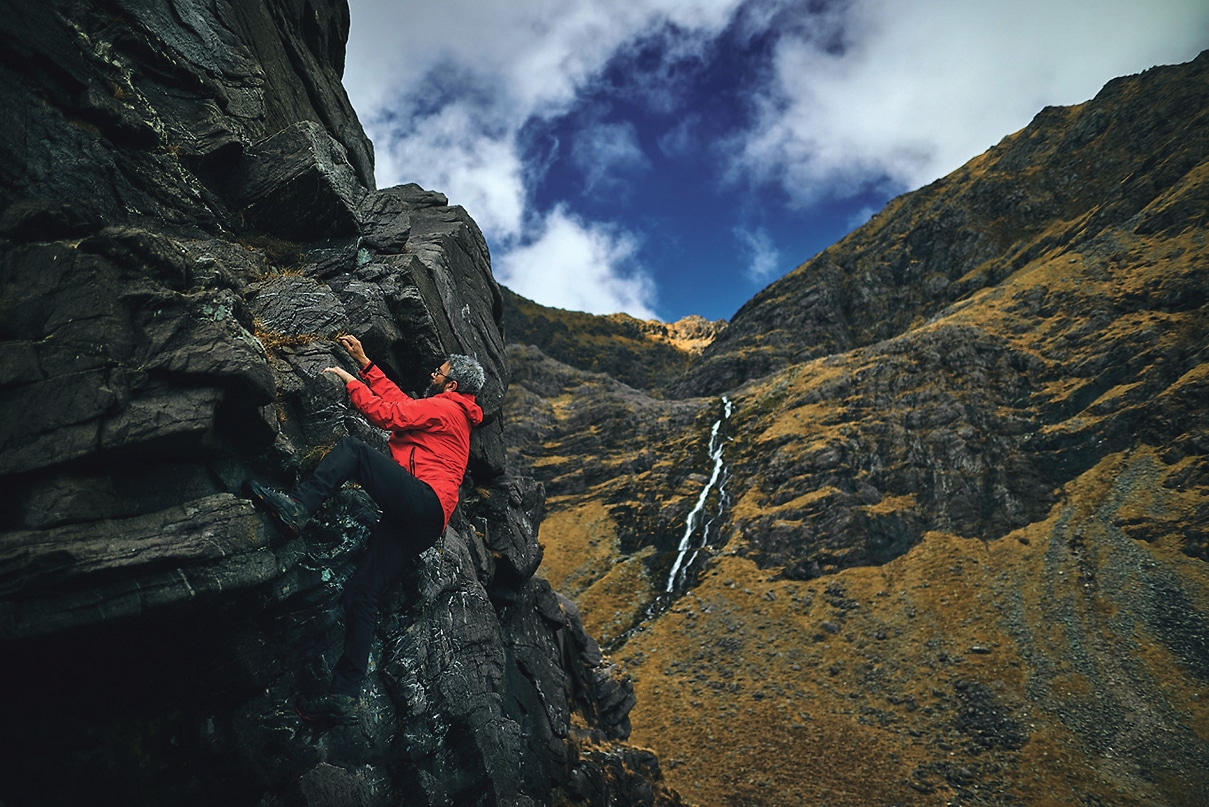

{"left": 337, "top": 335, "right": 371, "bottom": 369}
{"left": 323, "top": 366, "right": 357, "bottom": 384}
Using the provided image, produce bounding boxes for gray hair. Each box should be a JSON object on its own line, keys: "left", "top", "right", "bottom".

{"left": 446, "top": 354, "right": 485, "bottom": 395}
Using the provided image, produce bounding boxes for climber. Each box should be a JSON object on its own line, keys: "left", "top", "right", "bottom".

{"left": 245, "top": 334, "right": 485, "bottom": 725}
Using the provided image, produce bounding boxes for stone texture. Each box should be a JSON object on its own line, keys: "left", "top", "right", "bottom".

{"left": 0, "top": 2, "right": 674, "bottom": 805}
{"left": 234, "top": 121, "right": 366, "bottom": 240}
{"left": 0, "top": 493, "right": 281, "bottom": 639}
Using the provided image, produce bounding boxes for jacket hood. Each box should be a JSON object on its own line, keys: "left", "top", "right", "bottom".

{"left": 446, "top": 390, "right": 484, "bottom": 427}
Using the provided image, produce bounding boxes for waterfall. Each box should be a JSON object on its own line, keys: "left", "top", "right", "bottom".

{"left": 666, "top": 396, "right": 733, "bottom": 593}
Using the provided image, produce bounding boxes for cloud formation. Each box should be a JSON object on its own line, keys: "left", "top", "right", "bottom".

{"left": 344, "top": 0, "right": 1209, "bottom": 318}
{"left": 346, "top": 1, "right": 741, "bottom": 317}
{"left": 734, "top": 0, "right": 1209, "bottom": 203}
{"left": 493, "top": 206, "right": 658, "bottom": 319}
{"left": 571, "top": 121, "right": 651, "bottom": 199}
{"left": 734, "top": 226, "right": 780, "bottom": 282}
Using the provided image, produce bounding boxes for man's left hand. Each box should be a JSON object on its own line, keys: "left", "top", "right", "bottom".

{"left": 336, "top": 335, "right": 371, "bottom": 369}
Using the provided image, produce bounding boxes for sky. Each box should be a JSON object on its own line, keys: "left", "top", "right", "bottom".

{"left": 342, "top": 0, "right": 1209, "bottom": 323}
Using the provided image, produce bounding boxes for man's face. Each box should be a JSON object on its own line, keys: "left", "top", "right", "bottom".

{"left": 424, "top": 361, "right": 455, "bottom": 398}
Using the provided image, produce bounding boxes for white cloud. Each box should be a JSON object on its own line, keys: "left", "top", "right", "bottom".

{"left": 345, "top": 0, "right": 742, "bottom": 188}
{"left": 342, "top": 0, "right": 1209, "bottom": 317}
{"left": 732, "top": 0, "right": 1209, "bottom": 204}
{"left": 733, "top": 226, "right": 780, "bottom": 282}
{"left": 344, "top": 0, "right": 743, "bottom": 316}
{"left": 493, "top": 207, "right": 658, "bottom": 319}
{"left": 371, "top": 101, "right": 528, "bottom": 239}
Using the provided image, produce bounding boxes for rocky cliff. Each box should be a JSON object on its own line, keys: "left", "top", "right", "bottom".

{"left": 0, "top": 2, "right": 679, "bottom": 806}
{"left": 506, "top": 53, "right": 1209, "bottom": 805}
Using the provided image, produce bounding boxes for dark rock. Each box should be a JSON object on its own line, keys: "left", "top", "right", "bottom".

{"left": 467, "top": 476, "right": 546, "bottom": 602}
{"left": 234, "top": 121, "right": 366, "bottom": 241}
{"left": 138, "top": 287, "right": 276, "bottom": 400}
{"left": 250, "top": 274, "right": 352, "bottom": 338}
{"left": 0, "top": 493, "right": 280, "bottom": 639}
{"left": 358, "top": 187, "right": 414, "bottom": 252}
{"left": 0, "top": 1, "right": 673, "bottom": 805}
{"left": 220, "top": 0, "right": 374, "bottom": 186}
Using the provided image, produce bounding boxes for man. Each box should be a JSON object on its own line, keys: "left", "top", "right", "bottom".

{"left": 246, "top": 334, "right": 485, "bottom": 725}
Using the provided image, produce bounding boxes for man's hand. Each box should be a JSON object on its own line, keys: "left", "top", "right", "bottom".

{"left": 337, "top": 335, "right": 371, "bottom": 369}
{"left": 323, "top": 366, "right": 357, "bottom": 384}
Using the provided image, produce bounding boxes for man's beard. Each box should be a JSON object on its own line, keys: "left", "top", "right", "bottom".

{"left": 422, "top": 380, "right": 444, "bottom": 398}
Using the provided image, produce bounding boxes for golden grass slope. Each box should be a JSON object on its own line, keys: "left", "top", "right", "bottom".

{"left": 626, "top": 230, "right": 1208, "bottom": 803}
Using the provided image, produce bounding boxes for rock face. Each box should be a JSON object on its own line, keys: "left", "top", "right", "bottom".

{"left": 506, "top": 53, "right": 1209, "bottom": 806}
{"left": 0, "top": 3, "right": 678, "bottom": 806}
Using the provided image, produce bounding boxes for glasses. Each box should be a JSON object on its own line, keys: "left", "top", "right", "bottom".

{"left": 431, "top": 367, "right": 451, "bottom": 381}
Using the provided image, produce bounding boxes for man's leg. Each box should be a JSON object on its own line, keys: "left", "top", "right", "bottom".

{"left": 247, "top": 438, "right": 389, "bottom": 537}
{"left": 293, "top": 438, "right": 444, "bottom": 533}
{"left": 252, "top": 437, "right": 444, "bottom": 538}
{"left": 293, "top": 437, "right": 445, "bottom": 722}
{"left": 290, "top": 436, "right": 375, "bottom": 514}
{"left": 328, "top": 520, "right": 414, "bottom": 697}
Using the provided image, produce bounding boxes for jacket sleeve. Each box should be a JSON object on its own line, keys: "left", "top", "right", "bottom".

{"left": 358, "top": 363, "right": 409, "bottom": 403}
{"left": 345, "top": 365, "right": 442, "bottom": 432}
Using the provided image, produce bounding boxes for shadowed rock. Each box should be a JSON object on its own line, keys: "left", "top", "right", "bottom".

{"left": 0, "top": 2, "right": 678, "bottom": 805}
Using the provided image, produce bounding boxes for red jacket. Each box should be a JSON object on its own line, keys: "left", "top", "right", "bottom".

{"left": 344, "top": 363, "right": 484, "bottom": 527}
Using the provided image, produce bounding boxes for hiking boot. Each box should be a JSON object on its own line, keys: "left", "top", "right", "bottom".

{"left": 244, "top": 480, "right": 308, "bottom": 537}
{"left": 295, "top": 693, "right": 359, "bottom": 725}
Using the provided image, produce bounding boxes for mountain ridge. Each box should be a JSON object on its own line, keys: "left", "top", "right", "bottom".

{"left": 668, "top": 51, "right": 1209, "bottom": 399}
{"left": 502, "top": 285, "right": 725, "bottom": 393}
{"left": 1, "top": 0, "right": 1204, "bottom": 802}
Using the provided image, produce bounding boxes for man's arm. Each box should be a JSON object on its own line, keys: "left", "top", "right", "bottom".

{"left": 335, "top": 334, "right": 413, "bottom": 403}
{"left": 323, "top": 335, "right": 432, "bottom": 430}
{"left": 323, "top": 365, "right": 357, "bottom": 384}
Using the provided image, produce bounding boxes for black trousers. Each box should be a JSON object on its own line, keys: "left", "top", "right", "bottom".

{"left": 293, "top": 437, "right": 445, "bottom": 696}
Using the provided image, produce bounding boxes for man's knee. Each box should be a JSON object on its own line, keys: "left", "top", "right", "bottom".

{"left": 331, "top": 435, "right": 367, "bottom": 458}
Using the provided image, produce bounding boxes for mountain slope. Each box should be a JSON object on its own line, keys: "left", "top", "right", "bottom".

{"left": 507, "top": 51, "right": 1209, "bottom": 806}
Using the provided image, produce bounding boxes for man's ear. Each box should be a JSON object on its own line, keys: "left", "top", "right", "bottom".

{"left": 447, "top": 380, "right": 458, "bottom": 392}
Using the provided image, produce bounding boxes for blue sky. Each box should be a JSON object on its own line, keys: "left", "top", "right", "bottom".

{"left": 343, "top": 0, "right": 1209, "bottom": 323}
